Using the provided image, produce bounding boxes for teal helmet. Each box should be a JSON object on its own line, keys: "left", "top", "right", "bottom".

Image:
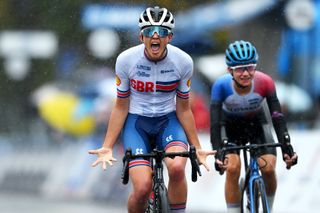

{"left": 225, "top": 40, "right": 258, "bottom": 66}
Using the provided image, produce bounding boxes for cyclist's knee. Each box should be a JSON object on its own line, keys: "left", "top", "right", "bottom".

{"left": 259, "top": 155, "right": 276, "bottom": 177}
{"left": 131, "top": 168, "right": 152, "bottom": 200}
{"left": 132, "top": 180, "right": 152, "bottom": 201}
{"left": 261, "top": 166, "right": 276, "bottom": 178}
{"left": 226, "top": 165, "right": 241, "bottom": 181}
{"left": 167, "top": 160, "right": 186, "bottom": 181}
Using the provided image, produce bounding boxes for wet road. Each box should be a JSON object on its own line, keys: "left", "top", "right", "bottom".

{"left": 0, "top": 193, "right": 126, "bottom": 213}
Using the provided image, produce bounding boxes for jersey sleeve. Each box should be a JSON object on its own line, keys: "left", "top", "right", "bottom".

{"left": 266, "top": 89, "right": 288, "bottom": 144}
{"left": 211, "top": 77, "right": 225, "bottom": 102}
{"left": 210, "top": 78, "right": 225, "bottom": 151}
{"left": 176, "top": 55, "right": 193, "bottom": 99}
{"left": 115, "top": 53, "right": 130, "bottom": 98}
{"left": 262, "top": 74, "right": 288, "bottom": 144}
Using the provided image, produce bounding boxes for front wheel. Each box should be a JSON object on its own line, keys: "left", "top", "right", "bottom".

{"left": 155, "top": 184, "right": 170, "bottom": 213}
{"left": 253, "top": 179, "right": 269, "bottom": 213}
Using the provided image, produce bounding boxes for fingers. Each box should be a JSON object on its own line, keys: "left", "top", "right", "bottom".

{"left": 91, "top": 159, "right": 100, "bottom": 167}
{"left": 198, "top": 149, "right": 216, "bottom": 156}
{"left": 91, "top": 158, "right": 117, "bottom": 170}
{"left": 88, "top": 149, "right": 99, "bottom": 154}
{"left": 284, "top": 154, "right": 297, "bottom": 169}
{"left": 102, "top": 161, "right": 107, "bottom": 170}
{"left": 208, "top": 150, "right": 217, "bottom": 155}
{"left": 201, "top": 162, "right": 210, "bottom": 171}
{"left": 107, "top": 158, "right": 118, "bottom": 165}
{"left": 216, "top": 159, "right": 223, "bottom": 165}
{"left": 284, "top": 155, "right": 293, "bottom": 163}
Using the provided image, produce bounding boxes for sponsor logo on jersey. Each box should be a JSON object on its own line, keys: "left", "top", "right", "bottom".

{"left": 187, "top": 79, "right": 191, "bottom": 87}
{"left": 137, "top": 71, "right": 150, "bottom": 77}
{"left": 248, "top": 98, "right": 259, "bottom": 105}
{"left": 136, "top": 64, "right": 151, "bottom": 71}
{"left": 160, "top": 69, "right": 174, "bottom": 74}
{"left": 116, "top": 75, "right": 121, "bottom": 86}
{"left": 225, "top": 105, "right": 260, "bottom": 113}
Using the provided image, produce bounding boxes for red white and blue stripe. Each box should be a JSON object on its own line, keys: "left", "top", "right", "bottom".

{"left": 129, "top": 159, "right": 151, "bottom": 168}
{"left": 164, "top": 141, "right": 188, "bottom": 151}
{"left": 176, "top": 90, "right": 189, "bottom": 99}
{"left": 156, "top": 80, "right": 179, "bottom": 92}
{"left": 117, "top": 89, "right": 130, "bottom": 98}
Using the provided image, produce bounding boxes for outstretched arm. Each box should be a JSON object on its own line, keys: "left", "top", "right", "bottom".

{"left": 176, "top": 97, "right": 216, "bottom": 171}
{"left": 88, "top": 97, "right": 129, "bottom": 170}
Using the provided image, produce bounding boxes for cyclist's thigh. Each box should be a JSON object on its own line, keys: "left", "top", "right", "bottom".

{"left": 158, "top": 112, "right": 188, "bottom": 151}
{"left": 258, "top": 154, "right": 277, "bottom": 173}
{"left": 123, "top": 113, "right": 151, "bottom": 156}
{"left": 225, "top": 153, "right": 241, "bottom": 174}
{"left": 256, "top": 123, "right": 277, "bottom": 156}
{"left": 123, "top": 114, "right": 152, "bottom": 170}
{"left": 130, "top": 166, "right": 153, "bottom": 192}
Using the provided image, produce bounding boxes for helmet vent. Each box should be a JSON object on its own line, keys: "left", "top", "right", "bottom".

{"left": 225, "top": 40, "right": 258, "bottom": 66}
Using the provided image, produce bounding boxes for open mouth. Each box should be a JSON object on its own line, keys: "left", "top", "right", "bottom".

{"left": 240, "top": 78, "right": 251, "bottom": 84}
{"left": 151, "top": 43, "right": 160, "bottom": 51}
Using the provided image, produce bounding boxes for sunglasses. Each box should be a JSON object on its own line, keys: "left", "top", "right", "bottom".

{"left": 141, "top": 26, "right": 172, "bottom": 38}
{"left": 230, "top": 64, "right": 256, "bottom": 74}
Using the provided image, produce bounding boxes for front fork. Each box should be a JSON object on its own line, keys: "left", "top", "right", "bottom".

{"left": 247, "top": 158, "right": 270, "bottom": 213}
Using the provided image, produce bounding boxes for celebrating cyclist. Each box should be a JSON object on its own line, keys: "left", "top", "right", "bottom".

{"left": 88, "top": 6, "right": 215, "bottom": 213}
{"left": 210, "top": 40, "right": 298, "bottom": 212}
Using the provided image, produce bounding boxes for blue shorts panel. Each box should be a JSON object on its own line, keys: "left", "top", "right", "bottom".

{"left": 122, "top": 112, "right": 188, "bottom": 157}
{"left": 161, "top": 112, "right": 188, "bottom": 151}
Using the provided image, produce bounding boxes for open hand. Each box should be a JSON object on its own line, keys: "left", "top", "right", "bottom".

{"left": 88, "top": 147, "right": 117, "bottom": 170}
{"left": 196, "top": 149, "right": 216, "bottom": 171}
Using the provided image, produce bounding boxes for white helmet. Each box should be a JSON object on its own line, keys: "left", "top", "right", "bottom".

{"left": 138, "top": 6, "right": 175, "bottom": 30}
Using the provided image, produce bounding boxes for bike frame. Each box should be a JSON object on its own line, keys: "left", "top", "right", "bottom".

{"left": 121, "top": 145, "right": 201, "bottom": 213}
{"left": 219, "top": 126, "right": 295, "bottom": 213}
{"left": 220, "top": 142, "right": 283, "bottom": 213}
{"left": 149, "top": 149, "right": 170, "bottom": 213}
{"left": 245, "top": 153, "right": 270, "bottom": 213}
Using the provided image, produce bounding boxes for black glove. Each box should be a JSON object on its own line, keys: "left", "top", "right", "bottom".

{"left": 281, "top": 132, "right": 298, "bottom": 167}
{"left": 281, "top": 143, "right": 298, "bottom": 167}
{"left": 214, "top": 149, "right": 225, "bottom": 174}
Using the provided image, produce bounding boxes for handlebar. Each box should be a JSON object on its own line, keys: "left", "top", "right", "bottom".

{"left": 121, "top": 145, "right": 202, "bottom": 184}
{"left": 216, "top": 143, "right": 283, "bottom": 175}
{"left": 216, "top": 139, "right": 297, "bottom": 174}
{"left": 220, "top": 142, "right": 283, "bottom": 153}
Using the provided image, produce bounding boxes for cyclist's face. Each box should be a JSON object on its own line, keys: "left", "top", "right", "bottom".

{"left": 228, "top": 64, "right": 256, "bottom": 87}
{"left": 140, "top": 26, "right": 173, "bottom": 61}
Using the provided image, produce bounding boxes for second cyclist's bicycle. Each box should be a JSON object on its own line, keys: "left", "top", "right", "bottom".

{"left": 121, "top": 145, "right": 201, "bottom": 213}
{"left": 217, "top": 132, "right": 296, "bottom": 213}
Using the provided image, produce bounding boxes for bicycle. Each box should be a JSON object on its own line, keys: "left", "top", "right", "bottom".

{"left": 217, "top": 132, "right": 296, "bottom": 213}
{"left": 121, "top": 145, "right": 201, "bottom": 213}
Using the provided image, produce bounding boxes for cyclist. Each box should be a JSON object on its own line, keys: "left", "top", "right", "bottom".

{"left": 88, "top": 6, "right": 215, "bottom": 213}
{"left": 210, "top": 40, "right": 298, "bottom": 212}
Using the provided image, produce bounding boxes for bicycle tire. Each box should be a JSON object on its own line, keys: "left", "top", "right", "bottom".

{"left": 253, "top": 179, "right": 269, "bottom": 213}
{"left": 156, "top": 184, "right": 170, "bottom": 213}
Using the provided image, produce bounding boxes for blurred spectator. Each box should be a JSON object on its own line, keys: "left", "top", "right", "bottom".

{"left": 190, "top": 91, "right": 210, "bottom": 132}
